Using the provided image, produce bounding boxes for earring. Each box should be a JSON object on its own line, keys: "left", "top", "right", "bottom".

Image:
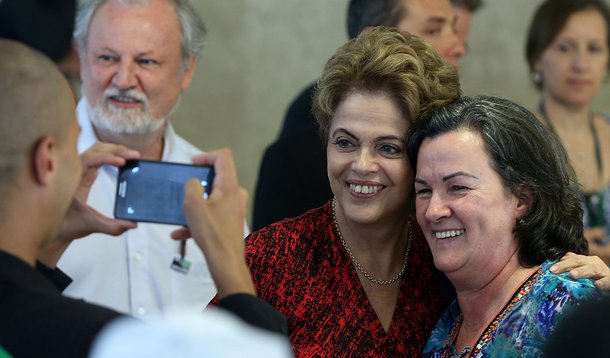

{"left": 531, "top": 71, "right": 543, "bottom": 84}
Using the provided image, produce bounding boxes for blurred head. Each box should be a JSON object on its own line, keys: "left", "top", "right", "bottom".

{"left": 526, "top": 0, "right": 610, "bottom": 105}
{"left": 407, "top": 95, "right": 587, "bottom": 269}
{"left": 75, "top": 0, "right": 205, "bottom": 136}
{"left": 347, "top": 0, "right": 466, "bottom": 68}
{"left": 0, "top": 39, "right": 81, "bottom": 219}
{"left": 451, "top": 0, "right": 484, "bottom": 47}
{"left": 313, "top": 27, "right": 460, "bottom": 225}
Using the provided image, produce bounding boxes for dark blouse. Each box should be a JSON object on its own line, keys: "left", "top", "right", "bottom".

{"left": 246, "top": 200, "right": 448, "bottom": 357}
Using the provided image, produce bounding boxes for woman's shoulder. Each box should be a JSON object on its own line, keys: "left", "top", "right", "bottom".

{"left": 535, "top": 260, "right": 599, "bottom": 297}
{"left": 245, "top": 201, "right": 334, "bottom": 257}
{"left": 528, "top": 261, "right": 604, "bottom": 324}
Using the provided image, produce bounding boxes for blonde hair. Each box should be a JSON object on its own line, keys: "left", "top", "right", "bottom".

{"left": 313, "top": 26, "right": 461, "bottom": 146}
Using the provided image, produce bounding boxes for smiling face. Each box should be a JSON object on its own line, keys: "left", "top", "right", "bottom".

{"left": 80, "top": 0, "right": 196, "bottom": 135}
{"left": 397, "top": 0, "right": 465, "bottom": 68}
{"left": 327, "top": 91, "right": 413, "bottom": 227}
{"left": 414, "top": 129, "right": 528, "bottom": 280}
{"left": 535, "top": 8, "right": 609, "bottom": 108}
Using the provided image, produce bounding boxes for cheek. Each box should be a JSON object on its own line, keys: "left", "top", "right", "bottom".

{"left": 593, "top": 59, "right": 609, "bottom": 80}
{"left": 415, "top": 199, "right": 428, "bottom": 224}
{"left": 392, "top": 160, "right": 413, "bottom": 190}
{"left": 542, "top": 59, "right": 562, "bottom": 78}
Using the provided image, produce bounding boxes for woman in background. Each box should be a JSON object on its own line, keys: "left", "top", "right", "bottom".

{"left": 526, "top": 0, "right": 610, "bottom": 263}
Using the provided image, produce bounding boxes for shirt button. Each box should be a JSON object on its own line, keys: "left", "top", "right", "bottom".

{"left": 136, "top": 307, "right": 147, "bottom": 316}
{"left": 134, "top": 252, "right": 144, "bottom": 261}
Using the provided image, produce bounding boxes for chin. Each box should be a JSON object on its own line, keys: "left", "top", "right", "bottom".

{"left": 431, "top": 254, "right": 462, "bottom": 274}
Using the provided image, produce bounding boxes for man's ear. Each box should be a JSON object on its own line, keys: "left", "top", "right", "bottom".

{"left": 515, "top": 184, "right": 534, "bottom": 219}
{"left": 32, "top": 137, "right": 57, "bottom": 186}
{"left": 180, "top": 57, "right": 198, "bottom": 91}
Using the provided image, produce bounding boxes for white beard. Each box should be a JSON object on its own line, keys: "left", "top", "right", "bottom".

{"left": 89, "top": 88, "right": 166, "bottom": 135}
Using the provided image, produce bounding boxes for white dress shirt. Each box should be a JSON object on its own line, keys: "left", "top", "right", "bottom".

{"left": 59, "top": 98, "right": 229, "bottom": 318}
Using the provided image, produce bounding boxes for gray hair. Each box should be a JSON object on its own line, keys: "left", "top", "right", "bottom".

{"left": 74, "top": 0, "right": 206, "bottom": 69}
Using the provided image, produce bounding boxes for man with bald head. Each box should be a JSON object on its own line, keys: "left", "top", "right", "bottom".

{"left": 0, "top": 39, "right": 286, "bottom": 357}
{"left": 57, "top": 0, "right": 225, "bottom": 318}
{"left": 0, "top": 38, "right": 133, "bottom": 357}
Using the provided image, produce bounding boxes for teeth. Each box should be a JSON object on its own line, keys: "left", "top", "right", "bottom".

{"left": 435, "top": 229, "right": 465, "bottom": 239}
{"left": 349, "top": 184, "right": 383, "bottom": 194}
{"left": 112, "top": 95, "right": 139, "bottom": 103}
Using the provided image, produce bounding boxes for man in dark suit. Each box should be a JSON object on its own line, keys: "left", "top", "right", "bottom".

{"left": 0, "top": 39, "right": 286, "bottom": 357}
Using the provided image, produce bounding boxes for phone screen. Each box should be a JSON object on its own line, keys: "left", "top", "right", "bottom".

{"left": 114, "top": 160, "right": 215, "bottom": 226}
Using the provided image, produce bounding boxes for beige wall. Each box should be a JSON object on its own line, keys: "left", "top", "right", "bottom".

{"left": 170, "top": 0, "right": 610, "bottom": 222}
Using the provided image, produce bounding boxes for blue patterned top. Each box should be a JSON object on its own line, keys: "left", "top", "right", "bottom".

{"left": 423, "top": 260, "right": 604, "bottom": 358}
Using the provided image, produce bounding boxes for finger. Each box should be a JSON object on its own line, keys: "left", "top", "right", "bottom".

{"left": 550, "top": 253, "right": 584, "bottom": 273}
{"left": 82, "top": 150, "right": 140, "bottom": 168}
{"left": 82, "top": 144, "right": 140, "bottom": 170}
{"left": 91, "top": 215, "right": 138, "bottom": 237}
{"left": 569, "top": 265, "right": 605, "bottom": 280}
{"left": 171, "top": 227, "right": 192, "bottom": 240}
{"left": 595, "top": 277, "right": 610, "bottom": 291}
{"left": 192, "top": 148, "right": 239, "bottom": 190}
{"left": 239, "top": 187, "right": 249, "bottom": 210}
{"left": 183, "top": 178, "right": 206, "bottom": 226}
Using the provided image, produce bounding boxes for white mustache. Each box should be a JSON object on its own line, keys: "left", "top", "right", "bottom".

{"left": 103, "top": 88, "right": 149, "bottom": 107}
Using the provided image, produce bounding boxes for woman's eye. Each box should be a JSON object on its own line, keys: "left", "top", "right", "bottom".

{"left": 379, "top": 144, "right": 404, "bottom": 158}
{"left": 334, "top": 138, "right": 353, "bottom": 149}
{"left": 380, "top": 144, "right": 399, "bottom": 154}
{"left": 589, "top": 44, "right": 605, "bottom": 53}
{"left": 450, "top": 185, "right": 468, "bottom": 192}
{"left": 556, "top": 43, "right": 571, "bottom": 53}
{"left": 415, "top": 187, "right": 431, "bottom": 197}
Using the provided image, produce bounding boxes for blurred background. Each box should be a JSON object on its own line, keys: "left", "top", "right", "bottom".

{"left": 121, "top": 0, "right": 610, "bottom": 221}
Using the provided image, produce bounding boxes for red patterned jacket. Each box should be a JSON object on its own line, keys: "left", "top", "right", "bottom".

{"left": 246, "top": 200, "right": 448, "bottom": 357}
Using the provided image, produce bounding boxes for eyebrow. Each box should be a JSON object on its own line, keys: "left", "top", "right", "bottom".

{"left": 414, "top": 171, "right": 479, "bottom": 185}
{"left": 96, "top": 47, "right": 155, "bottom": 58}
{"left": 425, "top": 17, "right": 448, "bottom": 26}
{"left": 331, "top": 128, "right": 404, "bottom": 142}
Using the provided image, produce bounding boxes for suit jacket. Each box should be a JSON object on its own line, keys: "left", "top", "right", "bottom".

{"left": 278, "top": 82, "right": 317, "bottom": 139}
{"left": 0, "top": 251, "right": 120, "bottom": 357}
{"left": 253, "top": 123, "right": 332, "bottom": 231}
{"left": 253, "top": 83, "right": 333, "bottom": 230}
{"left": 0, "top": 251, "right": 287, "bottom": 357}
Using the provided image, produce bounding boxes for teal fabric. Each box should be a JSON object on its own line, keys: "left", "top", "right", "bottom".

{"left": 423, "top": 260, "right": 604, "bottom": 358}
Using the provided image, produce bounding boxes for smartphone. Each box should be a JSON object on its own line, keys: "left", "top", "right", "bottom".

{"left": 114, "top": 159, "right": 215, "bottom": 226}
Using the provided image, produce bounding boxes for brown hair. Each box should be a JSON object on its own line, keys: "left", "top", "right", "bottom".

{"left": 526, "top": 0, "right": 610, "bottom": 88}
{"left": 313, "top": 26, "right": 461, "bottom": 146}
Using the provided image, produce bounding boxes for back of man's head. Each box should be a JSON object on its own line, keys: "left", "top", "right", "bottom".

{"left": 0, "top": 40, "right": 72, "bottom": 195}
{"left": 347, "top": 0, "right": 405, "bottom": 39}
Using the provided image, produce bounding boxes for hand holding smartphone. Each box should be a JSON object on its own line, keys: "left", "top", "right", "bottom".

{"left": 114, "top": 160, "right": 215, "bottom": 226}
